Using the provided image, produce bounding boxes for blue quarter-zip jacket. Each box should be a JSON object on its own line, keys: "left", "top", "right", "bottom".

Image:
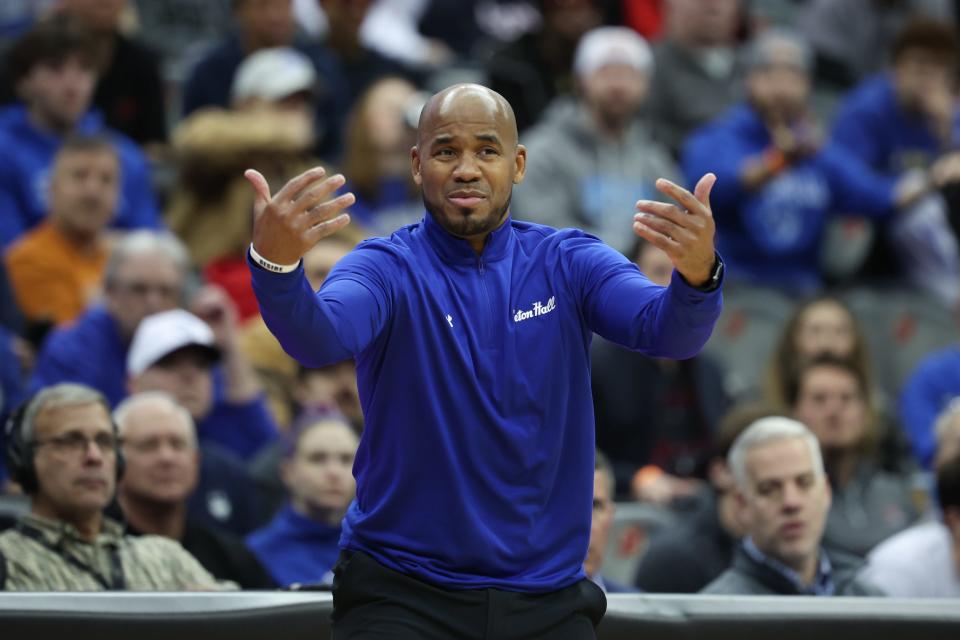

{"left": 249, "top": 212, "right": 722, "bottom": 592}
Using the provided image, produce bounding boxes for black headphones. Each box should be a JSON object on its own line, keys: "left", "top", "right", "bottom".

{"left": 4, "top": 391, "right": 125, "bottom": 494}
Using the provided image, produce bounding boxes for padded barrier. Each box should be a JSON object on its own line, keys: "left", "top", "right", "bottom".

{"left": 1, "top": 592, "right": 959, "bottom": 638}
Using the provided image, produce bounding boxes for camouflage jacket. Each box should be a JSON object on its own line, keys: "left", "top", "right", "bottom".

{"left": 0, "top": 513, "right": 230, "bottom": 591}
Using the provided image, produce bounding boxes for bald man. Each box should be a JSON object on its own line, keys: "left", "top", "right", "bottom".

{"left": 245, "top": 84, "right": 723, "bottom": 638}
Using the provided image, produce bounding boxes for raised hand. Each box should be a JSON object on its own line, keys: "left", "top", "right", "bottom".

{"left": 246, "top": 167, "right": 356, "bottom": 266}
{"left": 633, "top": 173, "right": 717, "bottom": 287}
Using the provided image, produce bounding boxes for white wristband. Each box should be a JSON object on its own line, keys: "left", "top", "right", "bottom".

{"left": 249, "top": 244, "right": 300, "bottom": 273}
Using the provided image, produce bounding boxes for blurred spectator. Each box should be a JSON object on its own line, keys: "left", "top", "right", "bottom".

{"left": 862, "top": 402, "right": 960, "bottom": 597}
{"left": 0, "top": 17, "right": 160, "bottom": 248}
{"left": 126, "top": 307, "right": 277, "bottom": 461}
{"left": 56, "top": 0, "right": 167, "bottom": 146}
{"left": 514, "top": 26, "right": 678, "bottom": 253}
{"left": 633, "top": 402, "right": 770, "bottom": 593}
{"left": 901, "top": 342, "right": 960, "bottom": 470}
{"left": 830, "top": 18, "right": 960, "bottom": 305}
{"left": 683, "top": 29, "right": 925, "bottom": 293}
{"left": 317, "top": 0, "right": 410, "bottom": 118}
{"left": 29, "top": 230, "right": 188, "bottom": 405}
{"left": 415, "top": 0, "right": 542, "bottom": 63}
{"left": 592, "top": 238, "right": 729, "bottom": 501}
{"left": 646, "top": 0, "right": 744, "bottom": 159}
{"left": 764, "top": 296, "right": 873, "bottom": 408}
{"left": 341, "top": 76, "right": 425, "bottom": 235}
{"left": 246, "top": 411, "right": 358, "bottom": 587}
{"left": 130, "top": 0, "right": 233, "bottom": 85}
{"left": 114, "top": 391, "right": 275, "bottom": 588}
{"left": 167, "top": 46, "right": 319, "bottom": 274}
{"left": 702, "top": 416, "right": 880, "bottom": 595}
{"left": 238, "top": 233, "right": 362, "bottom": 430}
{"left": 484, "top": 0, "right": 603, "bottom": 132}
{"left": 179, "top": 0, "right": 345, "bottom": 158}
{"left": 5, "top": 135, "right": 119, "bottom": 326}
{"left": 0, "top": 383, "right": 224, "bottom": 590}
{"left": 789, "top": 354, "right": 920, "bottom": 556}
{"left": 586, "top": 450, "right": 637, "bottom": 593}
{"left": 249, "top": 360, "right": 364, "bottom": 517}
{"left": 799, "top": 0, "right": 953, "bottom": 90}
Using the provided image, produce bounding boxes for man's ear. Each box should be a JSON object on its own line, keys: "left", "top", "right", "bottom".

{"left": 944, "top": 507, "right": 960, "bottom": 540}
{"left": 410, "top": 145, "right": 422, "bottom": 186}
{"left": 513, "top": 144, "right": 527, "bottom": 184}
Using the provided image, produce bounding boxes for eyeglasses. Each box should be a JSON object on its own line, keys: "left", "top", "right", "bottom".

{"left": 33, "top": 432, "right": 122, "bottom": 455}
{"left": 113, "top": 281, "right": 180, "bottom": 300}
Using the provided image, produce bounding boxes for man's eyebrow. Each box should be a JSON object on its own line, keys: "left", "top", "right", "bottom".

{"left": 431, "top": 134, "right": 455, "bottom": 145}
{"left": 475, "top": 133, "right": 502, "bottom": 145}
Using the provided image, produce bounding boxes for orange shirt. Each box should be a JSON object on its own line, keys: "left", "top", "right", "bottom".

{"left": 5, "top": 222, "right": 109, "bottom": 325}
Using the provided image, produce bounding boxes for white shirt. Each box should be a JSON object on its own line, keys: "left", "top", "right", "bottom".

{"left": 863, "top": 520, "right": 960, "bottom": 598}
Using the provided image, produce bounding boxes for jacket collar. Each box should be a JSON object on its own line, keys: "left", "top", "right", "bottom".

{"left": 736, "top": 537, "right": 835, "bottom": 596}
{"left": 421, "top": 209, "right": 515, "bottom": 266}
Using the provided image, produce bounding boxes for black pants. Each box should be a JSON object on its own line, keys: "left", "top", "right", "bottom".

{"left": 330, "top": 551, "right": 607, "bottom": 639}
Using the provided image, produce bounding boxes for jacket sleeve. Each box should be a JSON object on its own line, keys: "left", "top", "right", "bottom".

{"left": 248, "top": 241, "right": 395, "bottom": 368}
{"left": 561, "top": 235, "right": 722, "bottom": 359}
{"left": 819, "top": 144, "right": 897, "bottom": 217}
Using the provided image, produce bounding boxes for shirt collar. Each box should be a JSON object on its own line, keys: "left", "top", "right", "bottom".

{"left": 421, "top": 209, "right": 515, "bottom": 266}
{"left": 742, "top": 536, "right": 836, "bottom": 596}
{"left": 20, "top": 512, "right": 125, "bottom": 548}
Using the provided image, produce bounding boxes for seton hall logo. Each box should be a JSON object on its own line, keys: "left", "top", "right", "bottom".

{"left": 513, "top": 296, "right": 557, "bottom": 323}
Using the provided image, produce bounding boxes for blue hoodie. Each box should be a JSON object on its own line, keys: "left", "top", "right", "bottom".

{"left": 249, "top": 213, "right": 722, "bottom": 592}
{"left": 831, "top": 74, "right": 960, "bottom": 175}
{"left": 900, "top": 345, "right": 960, "bottom": 469}
{"left": 683, "top": 104, "right": 897, "bottom": 291}
{"left": 0, "top": 104, "right": 161, "bottom": 247}
{"left": 246, "top": 504, "right": 342, "bottom": 587}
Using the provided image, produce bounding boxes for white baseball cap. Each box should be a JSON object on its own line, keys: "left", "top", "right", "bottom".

{"left": 573, "top": 27, "right": 653, "bottom": 77}
{"left": 231, "top": 47, "right": 317, "bottom": 104}
{"left": 127, "top": 309, "right": 220, "bottom": 377}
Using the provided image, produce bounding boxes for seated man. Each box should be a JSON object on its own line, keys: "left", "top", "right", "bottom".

{"left": 246, "top": 411, "right": 358, "bottom": 588}
{"left": 114, "top": 391, "right": 274, "bottom": 589}
{"left": 702, "top": 416, "right": 880, "bottom": 595}
{"left": 126, "top": 304, "right": 278, "bottom": 461}
{"left": 585, "top": 450, "right": 637, "bottom": 594}
{"left": 862, "top": 401, "right": 960, "bottom": 598}
{"left": 0, "top": 383, "right": 222, "bottom": 590}
{"left": 5, "top": 134, "right": 119, "bottom": 326}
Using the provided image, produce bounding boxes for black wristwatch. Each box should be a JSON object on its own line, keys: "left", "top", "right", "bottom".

{"left": 692, "top": 254, "right": 724, "bottom": 292}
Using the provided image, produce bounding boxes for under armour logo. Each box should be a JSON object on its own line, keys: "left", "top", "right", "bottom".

{"left": 446, "top": 314, "right": 454, "bottom": 327}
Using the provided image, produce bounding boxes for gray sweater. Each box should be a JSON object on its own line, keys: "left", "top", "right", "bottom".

{"left": 513, "top": 98, "right": 679, "bottom": 255}
{"left": 702, "top": 545, "right": 882, "bottom": 596}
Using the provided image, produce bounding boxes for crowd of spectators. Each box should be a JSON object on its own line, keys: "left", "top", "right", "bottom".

{"left": 1, "top": 0, "right": 960, "bottom": 600}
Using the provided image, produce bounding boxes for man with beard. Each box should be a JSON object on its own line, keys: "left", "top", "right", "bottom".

{"left": 515, "top": 26, "right": 679, "bottom": 254}
{"left": 245, "top": 83, "right": 723, "bottom": 638}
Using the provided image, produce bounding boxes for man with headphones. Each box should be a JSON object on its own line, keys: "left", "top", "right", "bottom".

{"left": 0, "top": 382, "right": 227, "bottom": 590}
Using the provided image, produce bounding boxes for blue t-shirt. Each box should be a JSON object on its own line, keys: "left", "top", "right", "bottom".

{"left": 249, "top": 212, "right": 722, "bottom": 592}
{"left": 683, "top": 104, "right": 897, "bottom": 291}
{"left": 0, "top": 104, "right": 160, "bottom": 248}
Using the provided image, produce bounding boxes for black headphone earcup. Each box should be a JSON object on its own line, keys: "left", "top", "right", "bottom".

{"left": 4, "top": 398, "right": 38, "bottom": 493}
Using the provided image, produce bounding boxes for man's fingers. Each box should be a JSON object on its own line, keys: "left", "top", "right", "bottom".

{"left": 304, "top": 192, "right": 357, "bottom": 226}
{"left": 305, "top": 213, "right": 352, "bottom": 243}
{"left": 693, "top": 173, "right": 717, "bottom": 209}
{"left": 274, "top": 166, "right": 328, "bottom": 204}
{"left": 633, "top": 219, "right": 681, "bottom": 254}
{"left": 635, "top": 200, "right": 704, "bottom": 230}
{"left": 295, "top": 174, "right": 348, "bottom": 213}
{"left": 655, "top": 178, "right": 712, "bottom": 217}
{"left": 244, "top": 169, "right": 271, "bottom": 210}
